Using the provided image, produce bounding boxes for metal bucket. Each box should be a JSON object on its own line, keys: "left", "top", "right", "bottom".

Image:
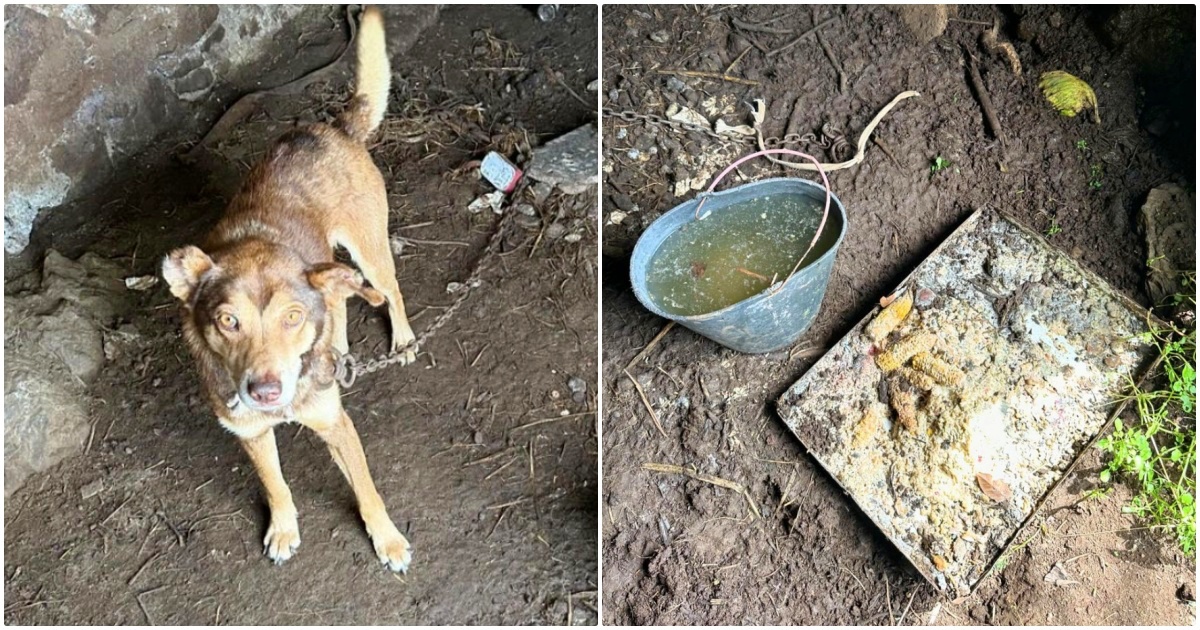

{"left": 630, "top": 176, "right": 848, "bottom": 353}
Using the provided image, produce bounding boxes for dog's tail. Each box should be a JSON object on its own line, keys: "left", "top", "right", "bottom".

{"left": 336, "top": 6, "right": 389, "bottom": 143}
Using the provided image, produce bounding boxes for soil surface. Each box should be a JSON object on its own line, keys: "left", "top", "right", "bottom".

{"left": 5, "top": 5, "right": 598, "bottom": 625}
{"left": 601, "top": 4, "right": 1195, "bottom": 626}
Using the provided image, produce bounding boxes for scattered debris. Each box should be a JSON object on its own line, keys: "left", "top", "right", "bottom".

{"left": 607, "top": 210, "right": 628, "bottom": 226}
{"left": 666, "top": 104, "right": 711, "bottom": 129}
{"left": 1044, "top": 562, "right": 1080, "bottom": 587}
{"left": 714, "top": 119, "right": 754, "bottom": 137}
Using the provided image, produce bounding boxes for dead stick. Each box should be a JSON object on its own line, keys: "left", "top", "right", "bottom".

{"left": 511, "top": 412, "right": 595, "bottom": 432}
{"left": 736, "top": 267, "right": 770, "bottom": 283}
{"left": 656, "top": 69, "right": 759, "bottom": 86}
{"left": 624, "top": 321, "right": 676, "bottom": 371}
{"left": 885, "top": 575, "right": 894, "bottom": 625}
{"left": 128, "top": 552, "right": 161, "bottom": 587}
{"left": 643, "top": 462, "right": 761, "bottom": 519}
{"left": 964, "top": 49, "right": 1003, "bottom": 148}
{"left": 625, "top": 369, "right": 668, "bottom": 439}
{"left": 730, "top": 17, "right": 794, "bottom": 35}
{"left": 766, "top": 16, "right": 838, "bottom": 58}
{"left": 724, "top": 46, "right": 753, "bottom": 76}
{"left": 814, "top": 31, "right": 847, "bottom": 94}
{"left": 871, "top": 137, "right": 903, "bottom": 168}
{"left": 136, "top": 585, "right": 168, "bottom": 625}
{"left": 897, "top": 589, "right": 916, "bottom": 626}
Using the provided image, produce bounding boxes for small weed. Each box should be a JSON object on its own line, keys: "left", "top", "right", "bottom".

{"left": 1088, "top": 164, "right": 1104, "bottom": 189}
{"left": 1083, "top": 486, "right": 1113, "bottom": 502}
{"left": 1076, "top": 139, "right": 1089, "bottom": 151}
{"left": 1045, "top": 218, "right": 1062, "bottom": 237}
{"left": 1096, "top": 275, "right": 1197, "bottom": 556}
{"left": 930, "top": 156, "right": 952, "bottom": 175}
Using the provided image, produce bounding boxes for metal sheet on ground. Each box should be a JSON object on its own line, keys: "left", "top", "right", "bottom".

{"left": 777, "top": 209, "right": 1159, "bottom": 597}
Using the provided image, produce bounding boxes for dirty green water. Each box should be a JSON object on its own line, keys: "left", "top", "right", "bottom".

{"left": 645, "top": 193, "right": 837, "bottom": 316}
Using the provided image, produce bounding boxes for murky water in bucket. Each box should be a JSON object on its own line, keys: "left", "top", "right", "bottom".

{"left": 644, "top": 193, "right": 836, "bottom": 317}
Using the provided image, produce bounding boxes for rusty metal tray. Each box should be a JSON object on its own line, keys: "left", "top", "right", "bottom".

{"left": 776, "top": 208, "right": 1161, "bottom": 597}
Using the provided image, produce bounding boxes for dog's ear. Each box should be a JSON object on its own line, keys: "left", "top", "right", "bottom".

{"left": 306, "top": 262, "right": 386, "bottom": 306}
{"left": 162, "top": 246, "right": 214, "bottom": 302}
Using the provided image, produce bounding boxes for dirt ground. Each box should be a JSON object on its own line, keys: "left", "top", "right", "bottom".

{"left": 5, "top": 5, "right": 598, "bottom": 625}
{"left": 601, "top": 5, "right": 1195, "bottom": 626}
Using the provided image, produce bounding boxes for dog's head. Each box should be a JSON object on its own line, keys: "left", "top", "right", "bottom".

{"left": 162, "top": 240, "right": 384, "bottom": 412}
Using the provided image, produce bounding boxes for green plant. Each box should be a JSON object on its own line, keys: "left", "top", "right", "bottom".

{"left": 1088, "top": 164, "right": 1104, "bottom": 189}
{"left": 930, "top": 156, "right": 951, "bottom": 175}
{"left": 1045, "top": 218, "right": 1062, "bottom": 237}
{"left": 1096, "top": 279, "right": 1197, "bottom": 556}
{"left": 1076, "top": 139, "right": 1089, "bottom": 150}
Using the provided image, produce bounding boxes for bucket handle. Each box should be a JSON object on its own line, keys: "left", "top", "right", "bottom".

{"left": 693, "top": 148, "right": 832, "bottom": 294}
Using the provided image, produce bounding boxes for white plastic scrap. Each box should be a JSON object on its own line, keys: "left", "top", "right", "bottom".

{"left": 124, "top": 275, "right": 158, "bottom": 291}
{"left": 467, "top": 191, "right": 506, "bottom": 215}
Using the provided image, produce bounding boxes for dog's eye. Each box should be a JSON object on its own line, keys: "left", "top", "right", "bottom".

{"left": 283, "top": 309, "right": 305, "bottom": 328}
{"left": 216, "top": 313, "right": 239, "bottom": 332}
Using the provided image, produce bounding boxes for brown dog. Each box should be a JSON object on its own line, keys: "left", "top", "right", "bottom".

{"left": 162, "top": 7, "right": 413, "bottom": 572}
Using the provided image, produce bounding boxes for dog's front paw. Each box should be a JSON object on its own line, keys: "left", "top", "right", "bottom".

{"left": 263, "top": 516, "right": 301, "bottom": 565}
{"left": 391, "top": 338, "right": 418, "bottom": 366}
{"left": 368, "top": 522, "right": 412, "bottom": 573}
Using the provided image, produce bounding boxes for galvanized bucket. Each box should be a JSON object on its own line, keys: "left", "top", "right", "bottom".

{"left": 630, "top": 151, "right": 848, "bottom": 353}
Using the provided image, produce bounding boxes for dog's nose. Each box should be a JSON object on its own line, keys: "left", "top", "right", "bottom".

{"left": 248, "top": 378, "right": 283, "bottom": 405}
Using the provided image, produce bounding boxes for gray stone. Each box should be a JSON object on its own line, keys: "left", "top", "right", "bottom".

{"left": 4, "top": 249, "right": 133, "bottom": 496}
{"left": 34, "top": 303, "right": 106, "bottom": 384}
{"left": 3, "top": 5, "right": 439, "bottom": 255}
{"left": 527, "top": 125, "right": 598, "bottom": 195}
{"left": 1139, "top": 183, "right": 1196, "bottom": 306}
{"left": 4, "top": 354, "right": 90, "bottom": 497}
{"left": 81, "top": 479, "right": 105, "bottom": 500}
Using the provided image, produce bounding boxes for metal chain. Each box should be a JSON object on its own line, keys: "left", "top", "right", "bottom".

{"left": 333, "top": 213, "right": 512, "bottom": 388}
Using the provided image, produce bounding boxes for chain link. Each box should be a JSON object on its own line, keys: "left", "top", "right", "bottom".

{"left": 333, "top": 213, "right": 512, "bottom": 388}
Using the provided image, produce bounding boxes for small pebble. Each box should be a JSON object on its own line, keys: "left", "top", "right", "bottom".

{"left": 665, "top": 76, "right": 687, "bottom": 92}
{"left": 568, "top": 376, "right": 587, "bottom": 403}
{"left": 915, "top": 287, "right": 937, "bottom": 309}
{"left": 81, "top": 479, "right": 104, "bottom": 500}
{"left": 615, "top": 128, "right": 628, "bottom": 140}
{"left": 607, "top": 89, "right": 620, "bottom": 103}
{"left": 627, "top": 148, "right": 640, "bottom": 160}
{"left": 649, "top": 30, "right": 670, "bottom": 43}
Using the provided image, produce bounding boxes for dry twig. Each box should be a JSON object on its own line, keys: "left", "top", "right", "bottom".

{"left": 656, "top": 69, "right": 759, "bottom": 86}
{"left": 642, "top": 462, "right": 761, "bottom": 519}
{"left": 625, "top": 369, "right": 668, "bottom": 439}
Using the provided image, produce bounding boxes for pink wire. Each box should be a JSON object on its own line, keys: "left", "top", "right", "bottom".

{"left": 692, "top": 149, "right": 832, "bottom": 291}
